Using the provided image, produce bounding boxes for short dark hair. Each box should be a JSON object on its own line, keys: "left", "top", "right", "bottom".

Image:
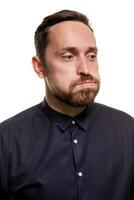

{"left": 34, "top": 10, "right": 93, "bottom": 64}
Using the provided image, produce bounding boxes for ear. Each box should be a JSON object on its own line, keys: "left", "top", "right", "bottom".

{"left": 32, "top": 56, "right": 45, "bottom": 78}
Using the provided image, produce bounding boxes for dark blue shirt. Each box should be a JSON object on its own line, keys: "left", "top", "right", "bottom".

{"left": 0, "top": 101, "right": 134, "bottom": 200}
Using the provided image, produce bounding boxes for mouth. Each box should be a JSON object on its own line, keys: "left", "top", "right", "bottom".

{"left": 78, "top": 80, "right": 96, "bottom": 85}
{"left": 74, "top": 81, "right": 97, "bottom": 90}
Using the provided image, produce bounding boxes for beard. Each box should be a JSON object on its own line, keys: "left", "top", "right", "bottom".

{"left": 46, "top": 74, "right": 100, "bottom": 107}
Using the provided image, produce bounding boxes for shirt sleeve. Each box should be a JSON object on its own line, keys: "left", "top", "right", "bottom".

{"left": 0, "top": 124, "right": 11, "bottom": 199}
{"left": 129, "top": 124, "right": 134, "bottom": 200}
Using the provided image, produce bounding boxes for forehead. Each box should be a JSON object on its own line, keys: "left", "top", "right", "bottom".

{"left": 47, "top": 21, "right": 96, "bottom": 50}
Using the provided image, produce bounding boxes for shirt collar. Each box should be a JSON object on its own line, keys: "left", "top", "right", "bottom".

{"left": 41, "top": 100, "right": 94, "bottom": 132}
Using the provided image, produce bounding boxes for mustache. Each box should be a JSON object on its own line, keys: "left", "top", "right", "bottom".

{"left": 71, "top": 74, "right": 99, "bottom": 87}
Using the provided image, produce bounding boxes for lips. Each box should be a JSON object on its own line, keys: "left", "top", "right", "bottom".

{"left": 77, "top": 80, "right": 96, "bottom": 85}
{"left": 72, "top": 81, "right": 97, "bottom": 91}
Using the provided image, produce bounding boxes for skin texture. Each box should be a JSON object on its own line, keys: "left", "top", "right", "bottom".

{"left": 32, "top": 21, "right": 100, "bottom": 117}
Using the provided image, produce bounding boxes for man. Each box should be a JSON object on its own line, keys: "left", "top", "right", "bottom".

{"left": 0, "top": 10, "right": 134, "bottom": 200}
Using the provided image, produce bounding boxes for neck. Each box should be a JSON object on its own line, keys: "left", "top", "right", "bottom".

{"left": 45, "top": 93, "right": 86, "bottom": 118}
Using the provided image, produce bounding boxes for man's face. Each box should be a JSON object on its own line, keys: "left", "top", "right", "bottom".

{"left": 44, "top": 21, "right": 100, "bottom": 107}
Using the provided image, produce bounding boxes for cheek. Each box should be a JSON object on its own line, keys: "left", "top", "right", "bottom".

{"left": 45, "top": 59, "right": 77, "bottom": 89}
{"left": 47, "top": 69, "right": 75, "bottom": 91}
{"left": 91, "top": 63, "right": 100, "bottom": 78}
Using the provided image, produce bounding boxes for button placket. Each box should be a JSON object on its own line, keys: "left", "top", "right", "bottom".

{"left": 70, "top": 120, "right": 85, "bottom": 198}
{"left": 70, "top": 120, "right": 84, "bottom": 183}
{"left": 71, "top": 121, "right": 78, "bottom": 144}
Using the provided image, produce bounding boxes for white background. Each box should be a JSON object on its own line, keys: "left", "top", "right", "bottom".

{"left": 0, "top": 0, "right": 134, "bottom": 122}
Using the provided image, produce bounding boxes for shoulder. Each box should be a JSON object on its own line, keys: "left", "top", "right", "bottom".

{"left": 93, "top": 102, "right": 134, "bottom": 118}
{"left": 0, "top": 102, "right": 44, "bottom": 131}
{"left": 92, "top": 102, "right": 134, "bottom": 126}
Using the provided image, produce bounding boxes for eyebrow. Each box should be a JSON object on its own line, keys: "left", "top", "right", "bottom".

{"left": 56, "top": 46, "right": 98, "bottom": 55}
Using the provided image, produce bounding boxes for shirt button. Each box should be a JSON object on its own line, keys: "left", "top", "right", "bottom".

{"left": 78, "top": 171, "right": 83, "bottom": 177}
{"left": 72, "top": 120, "right": 76, "bottom": 125}
{"left": 73, "top": 139, "right": 78, "bottom": 144}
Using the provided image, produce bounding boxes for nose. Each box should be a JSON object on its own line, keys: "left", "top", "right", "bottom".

{"left": 77, "top": 57, "right": 91, "bottom": 75}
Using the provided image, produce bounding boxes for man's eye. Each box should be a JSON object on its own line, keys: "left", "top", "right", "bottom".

{"left": 61, "top": 54, "right": 74, "bottom": 61}
{"left": 87, "top": 53, "right": 97, "bottom": 61}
